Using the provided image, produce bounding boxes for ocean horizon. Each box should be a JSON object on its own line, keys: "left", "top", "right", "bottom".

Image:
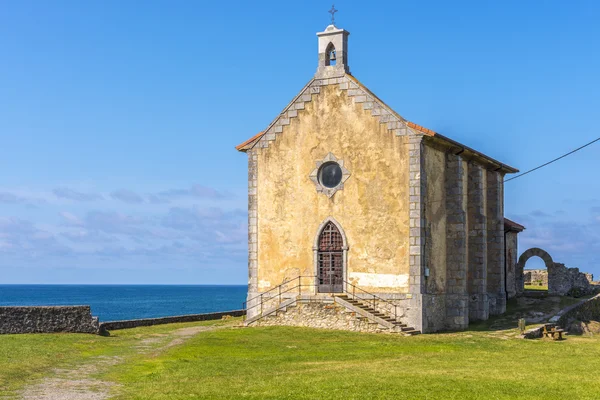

{"left": 0, "top": 284, "right": 248, "bottom": 322}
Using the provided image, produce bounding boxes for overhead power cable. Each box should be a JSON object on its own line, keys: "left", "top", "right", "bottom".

{"left": 421, "top": 136, "right": 600, "bottom": 205}
{"left": 504, "top": 137, "right": 600, "bottom": 183}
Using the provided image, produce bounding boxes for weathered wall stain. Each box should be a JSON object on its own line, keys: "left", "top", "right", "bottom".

{"left": 255, "top": 84, "right": 411, "bottom": 293}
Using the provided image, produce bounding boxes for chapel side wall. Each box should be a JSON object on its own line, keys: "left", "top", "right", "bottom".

{"left": 422, "top": 144, "right": 447, "bottom": 332}
{"left": 254, "top": 84, "right": 411, "bottom": 295}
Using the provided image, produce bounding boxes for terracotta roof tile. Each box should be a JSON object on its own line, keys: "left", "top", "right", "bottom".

{"left": 406, "top": 121, "right": 436, "bottom": 136}
{"left": 235, "top": 131, "right": 265, "bottom": 151}
{"left": 504, "top": 217, "right": 526, "bottom": 232}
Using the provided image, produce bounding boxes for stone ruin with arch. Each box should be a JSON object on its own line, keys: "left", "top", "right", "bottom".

{"left": 516, "top": 247, "right": 596, "bottom": 296}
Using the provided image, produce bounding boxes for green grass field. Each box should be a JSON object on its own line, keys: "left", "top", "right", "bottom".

{"left": 525, "top": 284, "right": 549, "bottom": 291}
{"left": 0, "top": 320, "right": 230, "bottom": 397}
{"left": 2, "top": 316, "right": 600, "bottom": 399}
{"left": 106, "top": 325, "right": 600, "bottom": 400}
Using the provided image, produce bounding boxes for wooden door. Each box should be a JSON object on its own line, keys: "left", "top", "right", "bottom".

{"left": 317, "top": 222, "right": 344, "bottom": 293}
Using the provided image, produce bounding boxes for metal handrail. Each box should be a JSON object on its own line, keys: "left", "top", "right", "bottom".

{"left": 242, "top": 276, "right": 317, "bottom": 322}
{"left": 244, "top": 275, "right": 312, "bottom": 307}
{"left": 343, "top": 279, "right": 398, "bottom": 322}
{"left": 242, "top": 275, "right": 399, "bottom": 324}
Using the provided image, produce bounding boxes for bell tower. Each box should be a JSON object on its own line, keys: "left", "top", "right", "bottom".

{"left": 316, "top": 21, "right": 350, "bottom": 78}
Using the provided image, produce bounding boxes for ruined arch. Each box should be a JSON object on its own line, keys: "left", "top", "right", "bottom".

{"left": 517, "top": 247, "right": 554, "bottom": 294}
{"left": 518, "top": 247, "right": 554, "bottom": 270}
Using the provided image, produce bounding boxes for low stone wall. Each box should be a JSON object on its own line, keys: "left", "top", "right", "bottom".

{"left": 254, "top": 301, "right": 390, "bottom": 333}
{"left": 558, "top": 294, "right": 600, "bottom": 329}
{"left": 0, "top": 306, "right": 99, "bottom": 334}
{"left": 99, "top": 309, "right": 245, "bottom": 332}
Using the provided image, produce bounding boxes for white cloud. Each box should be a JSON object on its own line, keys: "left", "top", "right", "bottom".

{"left": 53, "top": 187, "right": 103, "bottom": 202}
{"left": 110, "top": 189, "right": 144, "bottom": 204}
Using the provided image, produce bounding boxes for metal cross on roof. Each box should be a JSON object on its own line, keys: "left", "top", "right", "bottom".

{"left": 328, "top": 4, "right": 338, "bottom": 26}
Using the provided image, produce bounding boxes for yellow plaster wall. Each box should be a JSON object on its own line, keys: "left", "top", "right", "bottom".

{"left": 424, "top": 145, "right": 447, "bottom": 294}
{"left": 255, "top": 84, "right": 410, "bottom": 293}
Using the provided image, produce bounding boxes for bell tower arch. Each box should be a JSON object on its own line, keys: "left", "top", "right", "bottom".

{"left": 316, "top": 24, "right": 350, "bottom": 78}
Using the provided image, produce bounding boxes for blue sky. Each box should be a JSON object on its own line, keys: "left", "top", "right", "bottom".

{"left": 1, "top": 0, "right": 599, "bottom": 284}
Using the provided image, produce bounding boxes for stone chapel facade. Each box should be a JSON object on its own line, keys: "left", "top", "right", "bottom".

{"left": 237, "top": 23, "right": 520, "bottom": 333}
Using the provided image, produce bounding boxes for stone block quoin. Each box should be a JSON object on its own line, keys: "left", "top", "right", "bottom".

{"left": 246, "top": 148, "right": 259, "bottom": 319}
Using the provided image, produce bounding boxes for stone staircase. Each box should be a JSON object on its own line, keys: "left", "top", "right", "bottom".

{"left": 245, "top": 294, "right": 420, "bottom": 336}
{"left": 242, "top": 275, "right": 421, "bottom": 335}
{"left": 335, "top": 295, "right": 420, "bottom": 335}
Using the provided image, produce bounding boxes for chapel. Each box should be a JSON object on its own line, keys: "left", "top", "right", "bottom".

{"left": 236, "top": 21, "right": 522, "bottom": 333}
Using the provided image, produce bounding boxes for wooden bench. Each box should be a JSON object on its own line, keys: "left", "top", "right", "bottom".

{"left": 542, "top": 324, "right": 565, "bottom": 340}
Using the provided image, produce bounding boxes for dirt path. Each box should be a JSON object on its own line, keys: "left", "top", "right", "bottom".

{"left": 19, "top": 325, "right": 219, "bottom": 400}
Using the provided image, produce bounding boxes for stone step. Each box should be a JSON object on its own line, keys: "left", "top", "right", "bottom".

{"left": 401, "top": 327, "right": 418, "bottom": 333}
{"left": 335, "top": 294, "right": 420, "bottom": 334}
{"left": 362, "top": 309, "right": 382, "bottom": 315}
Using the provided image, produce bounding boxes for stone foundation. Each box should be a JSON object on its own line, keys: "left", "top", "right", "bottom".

{"left": 444, "top": 294, "right": 469, "bottom": 330}
{"left": 254, "top": 300, "right": 392, "bottom": 333}
{"left": 0, "top": 306, "right": 99, "bottom": 334}
{"left": 248, "top": 293, "right": 413, "bottom": 326}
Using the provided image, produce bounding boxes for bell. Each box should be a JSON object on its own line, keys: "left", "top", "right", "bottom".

{"left": 330, "top": 50, "right": 336, "bottom": 61}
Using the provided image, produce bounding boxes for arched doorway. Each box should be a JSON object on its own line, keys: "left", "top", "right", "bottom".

{"left": 315, "top": 220, "right": 345, "bottom": 293}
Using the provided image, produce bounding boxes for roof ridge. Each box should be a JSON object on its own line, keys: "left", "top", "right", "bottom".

{"left": 234, "top": 73, "right": 518, "bottom": 173}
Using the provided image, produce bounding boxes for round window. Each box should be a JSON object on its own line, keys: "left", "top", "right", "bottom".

{"left": 318, "top": 162, "right": 343, "bottom": 188}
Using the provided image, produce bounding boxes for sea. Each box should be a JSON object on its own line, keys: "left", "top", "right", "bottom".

{"left": 0, "top": 285, "right": 248, "bottom": 322}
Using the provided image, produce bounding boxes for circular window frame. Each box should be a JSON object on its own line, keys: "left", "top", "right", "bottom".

{"left": 309, "top": 153, "right": 351, "bottom": 198}
{"left": 318, "top": 161, "right": 343, "bottom": 189}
